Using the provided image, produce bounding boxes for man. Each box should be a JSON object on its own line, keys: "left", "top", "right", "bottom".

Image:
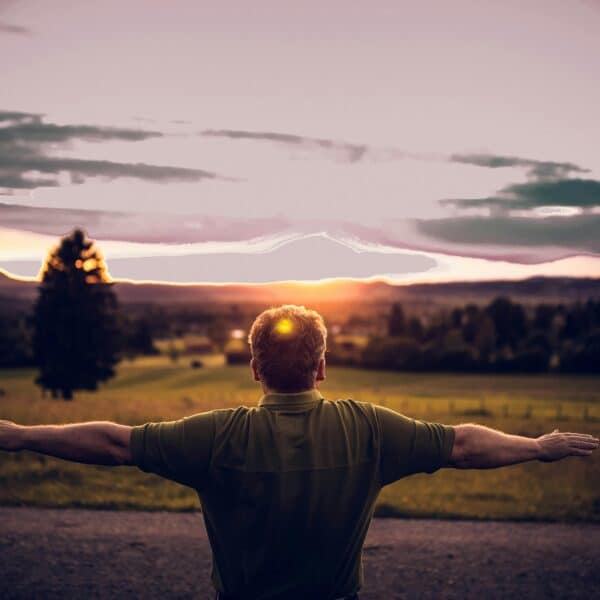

{"left": 0, "top": 304, "right": 598, "bottom": 600}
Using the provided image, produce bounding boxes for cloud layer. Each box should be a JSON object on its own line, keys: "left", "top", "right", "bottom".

{"left": 0, "top": 111, "right": 224, "bottom": 190}
{"left": 441, "top": 179, "right": 600, "bottom": 212}
{"left": 0, "top": 21, "right": 30, "bottom": 35}
{"left": 202, "top": 129, "right": 369, "bottom": 163}
{"left": 0, "top": 202, "right": 290, "bottom": 244}
{"left": 416, "top": 215, "right": 600, "bottom": 255}
{"left": 0, "top": 234, "right": 437, "bottom": 283}
{"left": 1, "top": 113, "right": 599, "bottom": 277}
{"left": 449, "top": 154, "right": 589, "bottom": 181}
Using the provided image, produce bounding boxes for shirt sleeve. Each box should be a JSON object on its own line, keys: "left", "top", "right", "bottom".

{"left": 374, "top": 405, "right": 455, "bottom": 486}
{"left": 130, "top": 411, "right": 215, "bottom": 490}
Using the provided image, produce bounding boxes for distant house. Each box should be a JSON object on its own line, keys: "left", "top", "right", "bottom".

{"left": 154, "top": 338, "right": 185, "bottom": 355}
{"left": 328, "top": 334, "right": 370, "bottom": 365}
{"left": 182, "top": 335, "right": 215, "bottom": 355}
{"left": 224, "top": 339, "right": 251, "bottom": 364}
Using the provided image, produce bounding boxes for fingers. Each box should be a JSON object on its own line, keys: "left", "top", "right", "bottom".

{"left": 539, "top": 430, "right": 599, "bottom": 460}
{"left": 569, "top": 440, "right": 598, "bottom": 450}
{"left": 568, "top": 436, "right": 599, "bottom": 446}
{"left": 570, "top": 448, "right": 594, "bottom": 457}
{"left": 557, "top": 433, "right": 599, "bottom": 444}
{"left": 568, "top": 440, "right": 599, "bottom": 449}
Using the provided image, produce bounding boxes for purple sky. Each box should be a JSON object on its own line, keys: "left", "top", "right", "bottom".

{"left": 1, "top": 0, "right": 599, "bottom": 283}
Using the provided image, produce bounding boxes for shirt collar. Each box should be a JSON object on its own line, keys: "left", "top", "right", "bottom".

{"left": 258, "top": 388, "right": 324, "bottom": 410}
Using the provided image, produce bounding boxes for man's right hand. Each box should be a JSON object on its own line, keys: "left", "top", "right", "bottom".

{"left": 537, "top": 429, "right": 599, "bottom": 462}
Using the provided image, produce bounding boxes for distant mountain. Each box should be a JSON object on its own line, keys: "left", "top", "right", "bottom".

{"left": 398, "top": 277, "right": 600, "bottom": 305}
{"left": 1, "top": 270, "right": 599, "bottom": 310}
{"left": 0, "top": 272, "right": 40, "bottom": 308}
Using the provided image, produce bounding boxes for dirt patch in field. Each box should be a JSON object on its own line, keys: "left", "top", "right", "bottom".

{"left": 1, "top": 508, "right": 598, "bottom": 599}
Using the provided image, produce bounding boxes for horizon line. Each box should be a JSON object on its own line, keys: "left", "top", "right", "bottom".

{"left": 1, "top": 266, "right": 598, "bottom": 290}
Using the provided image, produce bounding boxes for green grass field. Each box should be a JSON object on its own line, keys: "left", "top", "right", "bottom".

{"left": 1, "top": 355, "right": 599, "bottom": 520}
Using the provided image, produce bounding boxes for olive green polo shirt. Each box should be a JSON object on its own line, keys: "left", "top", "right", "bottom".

{"left": 131, "top": 389, "right": 455, "bottom": 600}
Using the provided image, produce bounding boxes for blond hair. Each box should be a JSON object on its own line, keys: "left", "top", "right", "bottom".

{"left": 248, "top": 304, "right": 327, "bottom": 393}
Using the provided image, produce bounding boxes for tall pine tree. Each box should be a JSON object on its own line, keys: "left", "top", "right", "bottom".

{"left": 32, "top": 229, "right": 120, "bottom": 399}
{"left": 388, "top": 303, "right": 406, "bottom": 337}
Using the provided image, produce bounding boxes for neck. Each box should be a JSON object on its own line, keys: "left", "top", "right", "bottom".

{"left": 263, "top": 385, "right": 317, "bottom": 394}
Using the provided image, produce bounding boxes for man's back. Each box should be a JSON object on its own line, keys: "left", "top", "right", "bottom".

{"left": 131, "top": 389, "right": 455, "bottom": 600}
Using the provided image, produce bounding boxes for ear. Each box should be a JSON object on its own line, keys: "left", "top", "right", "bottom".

{"left": 316, "top": 356, "right": 326, "bottom": 382}
{"left": 250, "top": 357, "right": 260, "bottom": 382}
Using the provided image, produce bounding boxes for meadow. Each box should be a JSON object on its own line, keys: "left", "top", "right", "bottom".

{"left": 0, "top": 354, "right": 598, "bottom": 521}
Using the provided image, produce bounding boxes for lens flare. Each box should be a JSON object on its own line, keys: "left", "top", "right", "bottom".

{"left": 275, "top": 318, "right": 293, "bottom": 335}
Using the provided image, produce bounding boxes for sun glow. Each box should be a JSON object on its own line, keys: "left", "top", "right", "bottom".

{"left": 83, "top": 259, "right": 97, "bottom": 271}
{"left": 275, "top": 318, "right": 294, "bottom": 335}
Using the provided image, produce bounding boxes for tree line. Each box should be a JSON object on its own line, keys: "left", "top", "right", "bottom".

{"left": 328, "top": 297, "right": 600, "bottom": 374}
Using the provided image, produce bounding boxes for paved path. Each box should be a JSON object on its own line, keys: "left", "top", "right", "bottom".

{"left": 1, "top": 508, "right": 598, "bottom": 599}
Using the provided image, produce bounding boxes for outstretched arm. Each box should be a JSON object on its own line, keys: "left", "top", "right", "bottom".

{"left": 0, "top": 419, "right": 133, "bottom": 466}
{"left": 448, "top": 424, "right": 599, "bottom": 469}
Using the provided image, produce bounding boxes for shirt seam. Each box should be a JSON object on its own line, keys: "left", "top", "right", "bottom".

{"left": 130, "top": 424, "right": 147, "bottom": 471}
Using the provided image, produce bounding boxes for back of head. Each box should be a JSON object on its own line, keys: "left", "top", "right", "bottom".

{"left": 248, "top": 304, "right": 328, "bottom": 393}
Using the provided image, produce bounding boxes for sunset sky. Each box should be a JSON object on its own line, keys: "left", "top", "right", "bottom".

{"left": 1, "top": 0, "right": 599, "bottom": 284}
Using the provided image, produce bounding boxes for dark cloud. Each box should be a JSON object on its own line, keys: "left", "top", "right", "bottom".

{"left": 0, "top": 110, "right": 163, "bottom": 144}
{"left": 0, "top": 111, "right": 40, "bottom": 122}
{"left": 425, "top": 176, "right": 600, "bottom": 258}
{"left": 0, "top": 156, "right": 220, "bottom": 189}
{"left": 442, "top": 179, "right": 600, "bottom": 212}
{"left": 202, "top": 129, "right": 368, "bottom": 163}
{"left": 0, "top": 202, "right": 290, "bottom": 244}
{"left": 450, "top": 153, "right": 589, "bottom": 180}
{"left": 416, "top": 214, "right": 600, "bottom": 254}
{"left": 326, "top": 217, "right": 598, "bottom": 264}
{"left": 0, "top": 21, "right": 31, "bottom": 35}
{"left": 0, "top": 110, "right": 224, "bottom": 190}
{"left": 204, "top": 130, "right": 589, "bottom": 176}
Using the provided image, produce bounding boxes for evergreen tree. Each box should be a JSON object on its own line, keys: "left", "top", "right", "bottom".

{"left": 387, "top": 303, "right": 406, "bottom": 336}
{"left": 32, "top": 229, "right": 120, "bottom": 399}
{"left": 485, "top": 296, "right": 527, "bottom": 349}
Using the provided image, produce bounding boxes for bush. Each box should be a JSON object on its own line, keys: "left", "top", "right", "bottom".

{"left": 559, "top": 330, "right": 600, "bottom": 373}
{"left": 510, "top": 348, "right": 550, "bottom": 373}
{"left": 361, "top": 337, "right": 423, "bottom": 370}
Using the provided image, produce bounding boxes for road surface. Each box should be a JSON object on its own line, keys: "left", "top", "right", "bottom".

{"left": 1, "top": 508, "right": 598, "bottom": 599}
